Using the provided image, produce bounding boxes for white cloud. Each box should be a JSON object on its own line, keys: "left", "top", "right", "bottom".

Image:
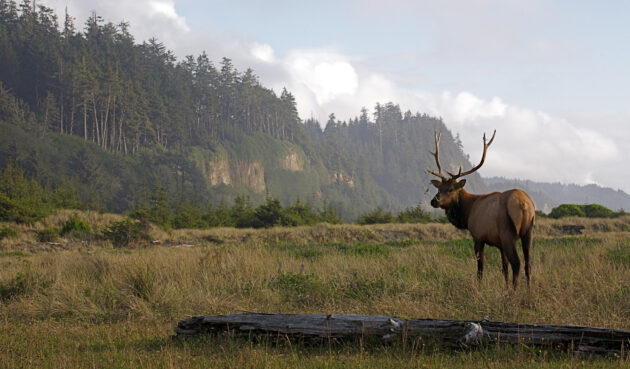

{"left": 269, "top": 49, "right": 623, "bottom": 190}
{"left": 251, "top": 43, "right": 275, "bottom": 63}
{"left": 43, "top": 0, "right": 190, "bottom": 47}
{"left": 419, "top": 92, "right": 620, "bottom": 189}
{"left": 284, "top": 50, "right": 358, "bottom": 105}
{"left": 148, "top": 1, "right": 190, "bottom": 31}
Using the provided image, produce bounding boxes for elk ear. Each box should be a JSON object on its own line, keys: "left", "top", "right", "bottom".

{"left": 455, "top": 179, "right": 466, "bottom": 189}
{"left": 431, "top": 180, "right": 442, "bottom": 188}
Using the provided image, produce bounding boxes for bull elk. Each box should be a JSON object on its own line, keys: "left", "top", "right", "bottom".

{"left": 428, "top": 130, "right": 535, "bottom": 288}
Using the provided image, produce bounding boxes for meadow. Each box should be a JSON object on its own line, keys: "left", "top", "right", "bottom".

{"left": 1, "top": 211, "right": 629, "bottom": 368}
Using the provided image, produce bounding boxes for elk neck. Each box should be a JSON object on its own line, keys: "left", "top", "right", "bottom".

{"left": 445, "top": 189, "right": 480, "bottom": 230}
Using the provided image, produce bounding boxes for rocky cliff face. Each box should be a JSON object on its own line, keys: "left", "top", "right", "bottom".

{"left": 280, "top": 149, "right": 304, "bottom": 172}
{"left": 233, "top": 161, "right": 266, "bottom": 193}
{"left": 330, "top": 172, "right": 355, "bottom": 188}
{"left": 208, "top": 158, "right": 232, "bottom": 186}
{"left": 208, "top": 158, "right": 266, "bottom": 193}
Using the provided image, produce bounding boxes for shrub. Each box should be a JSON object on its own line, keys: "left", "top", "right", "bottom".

{"left": 148, "top": 186, "right": 171, "bottom": 227}
{"left": 396, "top": 204, "right": 431, "bottom": 223}
{"left": 583, "top": 204, "right": 614, "bottom": 218}
{"left": 283, "top": 199, "right": 318, "bottom": 226}
{"left": 357, "top": 207, "right": 394, "bottom": 225}
{"left": 203, "top": 201, "right": 234, "bottom": 227}
{"left": 549, "top": 203, "right": 616, "bottom": 219}
{"left": 103, "top": 218, "right": 151, "bottom": 247}
{"left": 549, "top": 204, "right": 586, "bottom": 219}
{"left": 36, "top": 228, "right": 60, "bottom": 242}
{"left": 317, "top": 200, "right": 343, "bottom": 225}
{"left": 60, "top": 213, "right": 92, "bottom": 237}
{"left": 0, "top": 162, "right": 53, "bottom": 224}
{"left": 231, "top": 195, "right": 257, "bottom": 228}
{"left": 252, "top": 196, "right": 285, "bottom": 228}
{"left": 0, "top": 226, "right": 18, "bottom": 240}
{"left": 171, "top": 202, "right": 207, "bottom": 229}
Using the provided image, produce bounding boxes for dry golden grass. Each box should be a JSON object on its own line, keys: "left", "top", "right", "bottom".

{"left": 1, "top": 211, "right": 629, "bottom": 367}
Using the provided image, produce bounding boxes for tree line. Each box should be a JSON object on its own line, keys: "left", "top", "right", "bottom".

{"left": 0, "top": 0, "right": 305, "bottom": 154}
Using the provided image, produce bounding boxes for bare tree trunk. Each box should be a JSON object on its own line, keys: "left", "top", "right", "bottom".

{"left": 102, "top": 89, "right": 111, "bottom": 150}
{"left": 70, "top": 95, "right": 75, "bottom": 136}
{"left": 83, "top": 98, "right": 87, "bottom": 140}
{"left": 92, "top": 93, "right": 100, "bottom": 145}
{"left": 60, "top": 94, "right": 64, "bottom": 134}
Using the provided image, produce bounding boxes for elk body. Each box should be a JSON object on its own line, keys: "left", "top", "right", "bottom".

{"left": 428, "top": 131, "right": 535, "bottom": 288}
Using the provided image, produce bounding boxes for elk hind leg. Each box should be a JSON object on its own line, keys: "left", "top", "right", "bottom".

{"left": 500, "top": 250, "right": 509, "bottom": 287}
{"left": 504, "top": 244, "right": 521, "bottom": 289}
{"left": 501, "top": 234, "right": 521, "bottom": 289}
{"left": 521, "top": 227, "right": 533, "bottom": 287}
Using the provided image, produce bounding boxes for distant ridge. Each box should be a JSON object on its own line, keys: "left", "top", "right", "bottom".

{"left": 484, "top": 177, "right": 630, "bottom": 213}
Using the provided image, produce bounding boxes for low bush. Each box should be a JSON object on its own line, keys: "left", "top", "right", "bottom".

{"left": 357, "top": 207, "right": 394, "bottom": 225}
{"left": 60, "top": 213, "right": 92, "bottom": 237}
{"left": 0, "top": 226, "right": 18, "bottom": 240}
{"left": 396, "top": 204, "right": 432, "bottom": 223}
{"left": 583, "top": 204, "right": 614, "bottom": 218}
{"left": 549, "top": 203, "right": 617, "bottom": 219}
{"left": 36, "top": 227, "right": 60, "bottom": 242}
{"left": 0, "top": 163, "right": 53, "bottom": 224}
{"left": 103, "top": 218, "right": 151, "bottom": 247}
{"left": 549, "top": 204, "right": 585, "bottom": 219}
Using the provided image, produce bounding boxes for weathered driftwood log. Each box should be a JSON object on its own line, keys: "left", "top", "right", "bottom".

{"left": 556, "top": 224, "right": 586, "bottom": 235}
{"left": 174, "top": 313, "right": 630, "bottom": 358}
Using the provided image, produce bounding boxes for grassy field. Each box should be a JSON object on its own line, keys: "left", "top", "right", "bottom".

{"left": 1, "top": 211, "right": 629, "bottom": 368}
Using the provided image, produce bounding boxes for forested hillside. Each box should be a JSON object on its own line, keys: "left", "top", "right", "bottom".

{"left": 0, "top": 2, "right": 483, "bottom": 220}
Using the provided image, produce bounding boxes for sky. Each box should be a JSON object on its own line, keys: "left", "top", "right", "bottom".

{"left": 41, "top": 0, "right": 630, "bottom": 193}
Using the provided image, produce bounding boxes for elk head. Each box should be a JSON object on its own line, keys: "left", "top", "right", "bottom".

{"left": 428, "top": 130, "right": 495, "bottom": 209}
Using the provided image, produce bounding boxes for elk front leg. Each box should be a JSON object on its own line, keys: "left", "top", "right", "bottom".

{"left": 474, "top": 240, "right": 485, "bottom": 281}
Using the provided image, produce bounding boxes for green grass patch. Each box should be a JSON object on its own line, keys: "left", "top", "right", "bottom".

{"left": 0, "top": 226, "right": 19, "bottom": 240}
{"left": 535, "top": 237, "right": 602, "bottom": 250}
{"left": 0, "top": 251, "right": 30, "bottom": 258}
{"left": 429, "top": 238, "right": 475, "bottom": 259}
{"left": 271, "top": 272, "right": 330, "bottom": 306}
{"left": 606, "top": 246, "right": 630, "bottom": 266}
{"left": 383, "top": 239, "right": 416, "bottom": 247}
{"left": 269, "top": 241, "right": 416, "bottom": 259}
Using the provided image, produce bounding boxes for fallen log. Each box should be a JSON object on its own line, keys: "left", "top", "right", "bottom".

{"left": 174, "top": 313, "right": 630, "bottom": 358}
{"left": 556, "top": 224, "right": 586, "bottom": 235}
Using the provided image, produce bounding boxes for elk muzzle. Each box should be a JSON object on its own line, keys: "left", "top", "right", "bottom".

{"left": 430, "top": 195, "right": 439, "bottom": 208}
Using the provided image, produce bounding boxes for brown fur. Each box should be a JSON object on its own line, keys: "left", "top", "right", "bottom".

{"left": 431, "top": 179, "right": 536, "bottom": 288}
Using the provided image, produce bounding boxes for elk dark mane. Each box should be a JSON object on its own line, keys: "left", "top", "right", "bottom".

{"left": 446, "top": 192, "right": 467, "bottom": 229}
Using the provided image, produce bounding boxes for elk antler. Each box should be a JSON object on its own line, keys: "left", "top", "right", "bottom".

{"left": 448, "top": 130, "right": 496, "bottom": 180}
{"left": 427, "top": 131, "right": 448, "bottom": 181}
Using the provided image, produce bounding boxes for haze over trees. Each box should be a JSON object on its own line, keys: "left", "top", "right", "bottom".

{"left": 0, "top": 2, "right": 485, "bottom": 220}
